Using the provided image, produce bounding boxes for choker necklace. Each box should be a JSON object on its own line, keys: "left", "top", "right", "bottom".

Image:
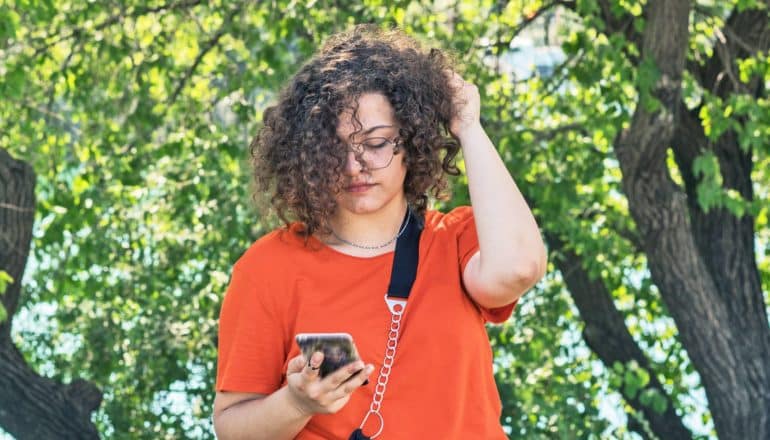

{"left": 330, "top": 210, "right": 411, "bottom": 250}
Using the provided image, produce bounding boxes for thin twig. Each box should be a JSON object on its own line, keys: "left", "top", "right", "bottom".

{"left": 722, "top": 24, "right": 761, "bottom": 54}
{"left": 167, "top": 6, "right": 242, "bottom": 105}
{"left": 0, "top": 203, "right": 35, "bottom": 213}
{"left": 481, "top": 0, "right": 573, "bottom": 52}
{"left": 713, "top": 27, "right": 750, "bottom": 94}
{"left": 32, "top": 0, "right": 204, "bottom": 57}
{"left": 516, "top": 121, "right": 585, "bottom": 142}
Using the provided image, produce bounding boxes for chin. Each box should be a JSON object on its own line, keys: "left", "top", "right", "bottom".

{"left": 338, "top": 199, "right": 383, "bottom": 215}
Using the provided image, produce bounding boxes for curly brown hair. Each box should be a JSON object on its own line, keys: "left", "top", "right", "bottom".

{"left": 250, "top": 24, "right": 463, "bottom": 236}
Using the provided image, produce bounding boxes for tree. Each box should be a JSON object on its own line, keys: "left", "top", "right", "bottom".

{"left": 506, "top": 1, "right": 770, "bottom": 438}
{"left": 1, "top": 0, "right": 768, "bottom": 438}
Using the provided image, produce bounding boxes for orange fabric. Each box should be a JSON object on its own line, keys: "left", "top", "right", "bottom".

{"left": 216, "top": 206, "right": 517, "bottom": 439}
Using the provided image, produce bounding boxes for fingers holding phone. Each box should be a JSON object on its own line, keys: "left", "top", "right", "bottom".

{"left": 296, "top": 333, "right": 361, "bottom": 378}
{"left": 304, "top": 350, "right": 324, "bottom": 379}
{"left": 324, "top": 361, "right": 375, "bottom": 401}
{"left": 286, "top": 333, "right": 374, "bottom": 415}
{"left": 287, "top": 350, "right": 327, "bottom": 380}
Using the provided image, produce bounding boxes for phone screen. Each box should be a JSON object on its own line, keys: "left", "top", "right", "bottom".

{"left": 295, "top": 332, "right": 362, "bottom": 378}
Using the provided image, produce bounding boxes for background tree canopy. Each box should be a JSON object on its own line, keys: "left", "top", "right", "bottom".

{"left": 1, "top": 0, "right": 769, "bottom": 439}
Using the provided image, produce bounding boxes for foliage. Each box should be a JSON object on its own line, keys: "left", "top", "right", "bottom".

{"left": 1, "top": 0, "right": 768, "bottom": 438}
{"left": 0, "top": 271, "right": 12, "bottom": 323}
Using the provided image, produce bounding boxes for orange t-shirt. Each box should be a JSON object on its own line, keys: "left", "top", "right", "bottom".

{"left": 216, "top": 206, "right": 517, "bottom": 439}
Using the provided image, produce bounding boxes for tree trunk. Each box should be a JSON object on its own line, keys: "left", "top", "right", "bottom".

{"left": 673, "top": 8, "right": 770, "bottom": 437}
{"left": 0, "top": 147, "right": 102, "bottom": 439}
{"left": 612, "top": 1, "right": 770, "bottom": 438}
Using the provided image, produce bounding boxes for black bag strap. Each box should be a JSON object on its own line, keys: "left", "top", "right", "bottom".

{"left": 386, "top": 208, "right": 423, "bottom": 299}
{"left": 350, "top": 208, "right": 423, "bottom": 440}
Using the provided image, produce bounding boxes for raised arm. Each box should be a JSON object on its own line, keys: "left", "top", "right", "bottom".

{"left": 447, "top": 71, "right": 547, "bottom": 309}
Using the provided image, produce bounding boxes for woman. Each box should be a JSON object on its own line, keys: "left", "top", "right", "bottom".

{"left": 213, "top": 24, "right": 546, "bottom": 439}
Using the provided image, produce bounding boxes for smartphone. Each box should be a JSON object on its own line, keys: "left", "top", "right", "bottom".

{"left": 295, "top": 332, "right": 363, "bottom": 379}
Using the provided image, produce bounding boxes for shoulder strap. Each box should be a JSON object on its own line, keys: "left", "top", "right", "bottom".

{"left": 387, "top": 208, "right": 423, "bottom": 299}
{"left": 351, "top": 208, "right": 422, "bottom": 440}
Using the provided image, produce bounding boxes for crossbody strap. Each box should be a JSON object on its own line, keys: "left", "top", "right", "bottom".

{"left": 387, "top": 207, "right": 421, "bottom": 299}
{"left": 351, "top": 208, "right": 423, "bottom": 440}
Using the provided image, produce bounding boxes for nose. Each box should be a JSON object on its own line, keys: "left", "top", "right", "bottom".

{"left": 344, "top": 150, "right": 364, "bottom": 175}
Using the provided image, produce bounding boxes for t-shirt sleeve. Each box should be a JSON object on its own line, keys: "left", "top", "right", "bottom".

{"left": 215, "top": 259, "right": 287, "bottom": 394}
{"left": 451, "top": 205, "right": 518, "bottom": 324}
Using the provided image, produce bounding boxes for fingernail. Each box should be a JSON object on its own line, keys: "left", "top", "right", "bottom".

{"left": 366, "top": 365, "right": 375, "bottom": 374}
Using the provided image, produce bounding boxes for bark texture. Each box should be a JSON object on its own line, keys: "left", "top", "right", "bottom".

{"left": 609, "top": 1, "right": 770, "bottom": 438}
{"left": 0, "top": 147, "right": 102, "bottom": 439}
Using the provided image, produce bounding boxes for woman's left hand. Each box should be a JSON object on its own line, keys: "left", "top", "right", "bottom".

{"left": 446, "top": 70, "right": 481, "bottom": 139}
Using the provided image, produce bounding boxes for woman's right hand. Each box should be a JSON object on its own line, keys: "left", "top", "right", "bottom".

{"left": 285, "top": 352, "right": 375, "bottom": 416}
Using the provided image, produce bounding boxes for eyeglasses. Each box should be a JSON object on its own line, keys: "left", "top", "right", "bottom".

{"left": 347, "top": 136, "right": 401, "bottom": 170}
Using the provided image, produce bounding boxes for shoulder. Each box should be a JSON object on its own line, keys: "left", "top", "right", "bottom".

{"left": 232, "top": 223, "right": 312, "bottom": 279}
{"left": 423, "top": 205, "right": 474, "bottom": 234}
{"left": 222, "top": 223, "right": 313, "bottom": 311}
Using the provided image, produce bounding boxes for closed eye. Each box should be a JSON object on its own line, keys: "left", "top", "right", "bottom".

{"left": 362, "top": 138, "right": 390, "bottom": 149}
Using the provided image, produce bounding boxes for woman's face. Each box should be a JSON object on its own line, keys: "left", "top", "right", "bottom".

{"left": 334, "top": 92, "right": 407, "bottom": 216}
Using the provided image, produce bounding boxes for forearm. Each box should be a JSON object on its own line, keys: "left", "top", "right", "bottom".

{"left": 214, "top": 387, "right": 313, "bottom": 440}
{"left": 458, "top": 123, "right": 547, "bottom": 287}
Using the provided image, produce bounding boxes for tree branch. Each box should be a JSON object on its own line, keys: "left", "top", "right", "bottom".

{"left": 481, "top": 0, "right": 575, "bottom": 52}
{"left": 547, "top": 233, "right": 692, "bottom": 439}
{"left": 31, "top": 0, "right": 205, "bottom": 57}
{"left": 167, "top": 5, "right": 242, "bottom": 105}
{"left": 516, "top": 121, "right": 586, "bottom": 142}
{"left": 691, "top": 3, "right": 770, "bottom": 97}
{"left": 711, "top": 27, "right": 750, "bottom": 95}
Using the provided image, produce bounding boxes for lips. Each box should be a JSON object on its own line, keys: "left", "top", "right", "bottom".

{"left": 345, "top": 183, "right": 376, "bottom": 192}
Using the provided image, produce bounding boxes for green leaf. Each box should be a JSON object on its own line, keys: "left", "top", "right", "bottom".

{"left": 638, "top": 58, "right": 662, "bottom": 112}
{"left": 0, "top": 271, "right": 11, "bottom": 324}
{"left": 0, "top": 271, "right": 13, "bottom": 294}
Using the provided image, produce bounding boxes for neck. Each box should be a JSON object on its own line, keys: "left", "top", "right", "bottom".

{"left": 325, "top": 197, "right": 409, "bottom": 250}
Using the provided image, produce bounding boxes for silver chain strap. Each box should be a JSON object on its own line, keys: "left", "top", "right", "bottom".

{"left": 358, "top": 295, "right": 406, "bottom": 438}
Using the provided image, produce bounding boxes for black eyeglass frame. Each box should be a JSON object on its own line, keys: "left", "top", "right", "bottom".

{"left": 347, "top": 136, "right": 403, "bottom": 171}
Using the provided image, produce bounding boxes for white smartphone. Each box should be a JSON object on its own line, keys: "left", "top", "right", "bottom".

{"left": 295, "top": 332, "right": 364, "bottom": 380}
